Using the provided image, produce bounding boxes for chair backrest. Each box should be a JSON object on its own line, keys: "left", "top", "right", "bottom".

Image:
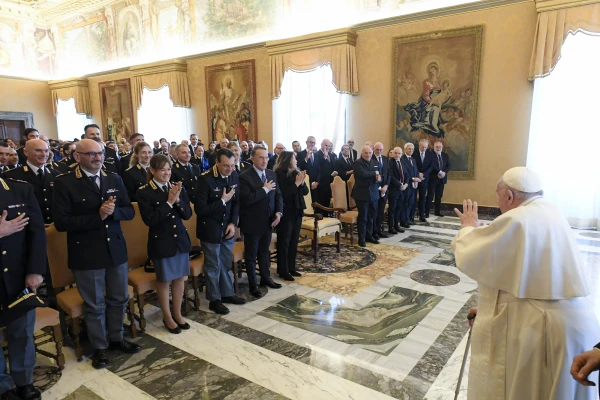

{"left": 45, "top": 224, "right": 74, "bottom": 289}
{"left": 182, "top": 204, "right": 201, "bottom": 247}
{"left": 121, "top": 202, "right": 150, "bottom": 268}
{"left": 347, "top": 174, "right": 356, "bottom": 208}
{"left": 330, "top": 176, "right": 347, "bottom": 210}
{"left": 303, "top": 174, "right": 314, "bottom": 214}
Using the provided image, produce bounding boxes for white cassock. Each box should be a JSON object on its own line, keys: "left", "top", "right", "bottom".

{"left": 452, "top": 196, "right": 599, "bottom": 400}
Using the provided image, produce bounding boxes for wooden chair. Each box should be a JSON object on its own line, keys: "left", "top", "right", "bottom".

{"left": 46, "top": 225, "right": 136, "bottom": 362}
{"left": 0, "top": 308, "right": 65, "bottom": 370}
{"left": 331, "top": 176, "right": 358, "bottom": 245}
{"left": 300, "top": 175, "right": 343, "bottom": 262}
{"left": 123, "top": 203, "right": 190, "bottom": 331}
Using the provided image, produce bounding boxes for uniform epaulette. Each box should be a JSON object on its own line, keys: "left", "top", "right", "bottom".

{"left": 139, "top": 184, "right": 148, "bottom": 189}
{"left": 175, "top": 163, "right": 181, "bottom": 168}
{"left": 149, "top": 180, "right": 158, "bottom": 190}
{"left": 125, "top": 165, "right": 135, "bottom": 171}
{"left": 201, "top": 170, "right": 211, "bottom": 176}
{"left": 3, "top": 177, "right": 27, "bottom": 184}
{"left": 69, "top": 162, "right": 78, "bottom": 167}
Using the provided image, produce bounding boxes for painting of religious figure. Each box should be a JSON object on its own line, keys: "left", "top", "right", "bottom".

{"left": 205, "top": 59, "right": 257, "bottom": 142}
{"left": 392, "top": 26, "right": 483, "bottom": 179}
{"left": 98, "top": 79, "right": 136, "bottom": 143}
{"left": 116, "top": 7, "right": 143, "bottom": 58}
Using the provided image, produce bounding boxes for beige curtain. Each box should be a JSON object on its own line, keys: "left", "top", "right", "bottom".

{"left": 529, "top": 3, "right": 600, "bottom": 80}
{"left": 130, "top": 59, "right": 191, "bottom": 110}
{"left": 48, "top": 78, "right": 91, "bottom": 115}
{"left": 267, "top": 28, "right": 359, "bottom": 99}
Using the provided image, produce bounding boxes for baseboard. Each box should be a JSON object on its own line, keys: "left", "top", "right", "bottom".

{"left": 436, "top": 202, "right": 501, "bottom": 218}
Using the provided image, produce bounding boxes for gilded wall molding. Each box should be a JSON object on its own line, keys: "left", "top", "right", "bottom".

{"left": 535, "top": 0, "right": 598, "bottom": 11}
{"left": 47, "top": 77, "right": 89, "bottom": 90}
{"left": 266, "top": 28, "right": 358, "bottom": 56}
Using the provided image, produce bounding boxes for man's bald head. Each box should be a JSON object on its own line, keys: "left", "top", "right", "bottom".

{"left": 361, "top": 145, "right": 373, "bottom": 161}
{"left": 374, "top": 142, "right": 384, "bottom": 156}
{"left": 74, "top": 139, "right": 104, "bottom": 173}
{"left": 24, "top": 139, "right": 49, "bottom": 167}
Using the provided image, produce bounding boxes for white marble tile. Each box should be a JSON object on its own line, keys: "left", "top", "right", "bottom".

{"left": 81, "top": 370, "right": 155, "bottom": 400}
{"left": 142, "top": 306, "right": 396, "bottom": 400}
{"left": 425, "top": 328, "right": 471, "bottom": 399}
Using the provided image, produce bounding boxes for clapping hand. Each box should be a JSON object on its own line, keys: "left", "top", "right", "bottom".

{"left": 454, "top": 199, "right": 481, "bottom": 228}
{"left": 0, "top": 210, "right": 29, "bottom": 239}
{"left": 295, "top": 171, "right": 306, "bottom": 187}
{"left": 221, "top": 187, "right": 235, "bottom": 202}
{"left": 25, "top": 274, "right": 43, "bottom": 293}
{"left": 99, "top": 197, "right": 116, "bottom": 220}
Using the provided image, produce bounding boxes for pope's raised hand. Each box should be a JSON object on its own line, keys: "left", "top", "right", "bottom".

{"left": 454, "top": 199, "right": 480, "bottom": 228}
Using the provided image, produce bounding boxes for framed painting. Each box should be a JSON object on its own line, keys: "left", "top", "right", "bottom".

{"left": 392, "top": 25, "right": 483, "bottom": 179}
{"left": 98, "top": 79, "right": 136, "bottom": 143}
{"left": 205, "top": 59, "right": 257, "bottom": 143}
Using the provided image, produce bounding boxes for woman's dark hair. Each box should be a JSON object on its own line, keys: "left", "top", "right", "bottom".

{"left": 274, "top": 151, "right": 298, "bottom": 177}
{"left": 147, "top": 154, "right": 172, "bottom": 183}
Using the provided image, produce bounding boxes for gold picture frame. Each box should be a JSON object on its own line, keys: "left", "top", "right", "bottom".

{"left": 392, "top": 25, "right": 483, "bottom": 180}
{"left": 98, "top": 79, "right": 136, "bottom": 143}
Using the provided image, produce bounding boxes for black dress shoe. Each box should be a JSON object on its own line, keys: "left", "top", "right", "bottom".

{"left": 260, "top": 278, "right": 282, "bottom": 289}
{"left": 372, "top": 233, "right": 380, "bottom": 240}
{"left": 434, "top": 213, "right": 442, "bottom": 217}
{"left": 366, "top": 237, "right": 380, "bottom": 244}
{"left": 13, "top": 385, "right": 41, "bottom": 400}
{"left": 378, "top": 231, "right": 389, "bottom": 238}
{"left": 92, "top": 349, "right": 109, "bottom": 369}
{"left": 358, "top": 241, "right": 366, "bottom": 247}
{"left": 108, "top": 339, "right": 142, "bottom": 354}
{"left": 388, "top": 227, "right": 397, "bottom": 234}
{"left": 401, "top": 222, "right": 410, "bottom": 228}
{"left": 176, "top": 321, "right": 190, "bottom": 330}
{"left": 209, "top": 300, "right": 230, "bottom": 315}
{"left": 290, "top": 271, "right": 302, "bottom": 277}
{"left": 419, "top": 217, "right": 427, "bottom": 222}
{"left": 279, "top": 274, "right": 295, "bottom": 281}
{"left": 425, "top": 213, "right": 430, "bottom": 218}
{"left": 222, "top": 295, "right": 247, "bottom": 305}
{"left": 163, "top": 319, "right": 182, "bottom": 334}
{"left": 408, "top": 221, "right": 415, "bottom": 226}
{"left": 249, "top": 287, "right": 264, "bottom": 298}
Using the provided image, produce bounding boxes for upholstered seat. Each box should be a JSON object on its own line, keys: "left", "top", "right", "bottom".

{"left": 330, "top": 176, "right": 358, "bottom": 244}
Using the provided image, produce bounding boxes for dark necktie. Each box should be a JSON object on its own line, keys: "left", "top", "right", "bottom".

{"left": 90, "top": 175, "right": 98, "bottom": 189}
{"left": 162, "top": 185, "right": 169, "bottom": 193}
{"left": 37, "top": 168, "right": 44, "bottom": 182}
{"left": 261, "top": 172, "right": 266, "bottom": 183}
{"left": 408, "top": 157, "right": 413, "bottom": 167}
{"left": 438, "top": 154, "right": 443, "bottom": 169}
{"left": 421, "top": 152, "right": 425, "bottom": 163}
{"left": 378, "top": 156, "right": 382, "bottom": 171}
{"left": 397, "top": 160, "right": 404, "bottom": 182}
{"left": 346, "top": 157, "right": 351, "bottom": 166}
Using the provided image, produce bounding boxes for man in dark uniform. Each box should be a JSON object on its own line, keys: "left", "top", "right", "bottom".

{"left": 6, "top": 148, "right": 18, "bottom": 170}
{"left": 352, "top": 145, "right": 381, "bottom": 247}
{"left": 82, "top": 124, "right": 121, "bottom": 175}
{"left": 0, "top": 176, "right": 46, "bottom": 400}
{"left": 170, "top": 144, "right": 200, "bottom": 203}
{"left": 0, "top": 141, "right": 10, "bottom": 174}
{"left": 188, "top": 134, "right": 200, "bottom": 155}
{"left": 119, "top": 133, "right": 145, "bottom": 176}
{"left": 16, "top": 128, "right": 39, "bottom": 166}
{"left": 400, "top": 143, "right": 420, "bottom": 228}
{"left": 53, "top": 139, "right": 140, "bottom": 370}
{"left": 413, "top": 139, "right": 435, "bottom": 221}
{"left": 194, "top": 149, "right": 246, "bottom": 315}
{"left": 56, "top": 142, "right": 76, "bottom": 174}
{"left": 373, "top": 142, "right": 390, "bottom": 238}
{"left": 239, "top": 146, "right": 283, "bottom": 298}
{"left": 3, "top": 139, "right": 58, "bottom": 226}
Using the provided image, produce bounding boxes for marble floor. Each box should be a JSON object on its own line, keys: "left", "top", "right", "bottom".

{"left": 30, "top": 215, "right": 600, "bottom": 400}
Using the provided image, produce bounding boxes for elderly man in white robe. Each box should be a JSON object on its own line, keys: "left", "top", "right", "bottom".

{"left": 452, "top": 166, "right": 599, "bottom": 399}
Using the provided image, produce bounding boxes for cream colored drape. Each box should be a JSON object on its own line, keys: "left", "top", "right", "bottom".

{"left": 529, "top": 2, "right": 600, "bottom": 80}
{"left": 266, "top": 28, "right": 359, "bottom": 99}
{"left": 48, "top": 78, "right": 91, "bottom": 115}
{"left": 130, "top": 59, "right": 191, "bottom": 110}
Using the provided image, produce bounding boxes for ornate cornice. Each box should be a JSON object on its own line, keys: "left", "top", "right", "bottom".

{"left": 129, "top": 59, "right": 188, "bottom": 77}
{"left": 266, "top": 28, "right": 358, "bottom": 56}
{"left": 534, "top": 0, "right": 596, "bottom": 12}
{"left": 40, "top": 0, "right": 115, "bottom": 21}
{"left": 47, "top": 77, "right": 89, "bottom": 90}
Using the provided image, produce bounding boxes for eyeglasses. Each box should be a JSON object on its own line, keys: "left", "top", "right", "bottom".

{"left": 307, "top": 141, "right": 316, "bottom": 145}
{"left": 77, "top": 151, "right": 105, "bottom": 158}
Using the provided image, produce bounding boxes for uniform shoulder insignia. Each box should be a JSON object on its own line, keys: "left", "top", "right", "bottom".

{"left": 55, "top": 171, "right": 72, "bottom": 178}
{"left": 136, "top": 164, "right": 141, "bottom": 170}
{"left": 125, "top": 165, "right": 135, "bottom": 171}
{"left": 201, "top": 170, "right": 211, "bottom": 176}
{"left": 4, "top": 177, "right": 28, "bottom": 184}
{"left": 139, "top": 184, "right": 148, "bottom": 189}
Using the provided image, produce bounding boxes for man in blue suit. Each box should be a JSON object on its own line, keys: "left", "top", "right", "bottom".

{"left": 412, "top": 139, "right": 436, "bottom": 222}
{"left": 400, "top": 143, "right": 420, "bottom": 228}
{"left": 426, "top": 141, "right": 451, "bottom": 217}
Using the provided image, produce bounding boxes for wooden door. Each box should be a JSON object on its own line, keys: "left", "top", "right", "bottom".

{"left": 0, "top": 120, "right": 24, "bottom": 142}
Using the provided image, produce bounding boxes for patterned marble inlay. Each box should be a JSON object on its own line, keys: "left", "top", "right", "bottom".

{"left": 61, "top": 385, "right": 104, "bottom": 400}
{"left": 280, "top": 241, "right": 420, "bottom": 296}
{"left": 410, "top": 269, "right": 460, "bottom": 286}
{"left": 259, "top": 287, "right": 443, "bottom": 356}
{"left": 296, "top": 243, "right": 376, "bottom": 273}
{"left": 106, "top": 334, "right": 286, "bottom": 399}
{"left": 400, "top": 235, "right": 456, "bottom": 267}
{"left": 33, "top": 366, "right": 61, "bottom": 394}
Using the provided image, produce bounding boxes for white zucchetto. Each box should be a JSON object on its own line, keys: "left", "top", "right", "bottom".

{"left": 502, "top": 167, "right": 542, "bottom": 193}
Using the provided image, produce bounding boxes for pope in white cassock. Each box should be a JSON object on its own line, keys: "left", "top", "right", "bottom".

{"left": 451, "top": 167, "right": 599, "bottom": 399}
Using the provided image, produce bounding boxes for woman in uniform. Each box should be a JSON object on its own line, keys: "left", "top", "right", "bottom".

{"left": 123, "top": 142, "right": 153, "bottom": 202}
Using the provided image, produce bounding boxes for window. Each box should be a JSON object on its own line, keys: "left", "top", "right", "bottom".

{"left": 273, "top": 64, "right": 348, "bottom": 152}
{"left": 137, "top": 86, "right": 192, "bottom": 146}
{"left": 56, "top": 98, "right": 91, "bottom": 141}
{"left": 527, "top": 32, "right": 600, "bottom": 228}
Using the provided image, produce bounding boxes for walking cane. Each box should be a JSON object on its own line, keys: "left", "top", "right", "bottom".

{"left": 454, "top": 312, "right": 476, "bottom": 400}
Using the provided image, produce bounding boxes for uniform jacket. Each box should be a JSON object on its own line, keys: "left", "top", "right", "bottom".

{"left": 52, "top": 166, "right": 134, "bottom": 270}
{"left": 103, "top": 147, "right": 121, "bottom": 175}
{"left": 351, "top": 158, "right": 379, "bottom": 202}
{"left": 0, "top": 178, "right": 46, "bottom": 308}
{"left": 239, "top": 167, "right": 283, "bottom": 235}
{"left": 190, "top": 155, "right": 210, "bottom": 173}
{"left": 137, "top": 181, "right": 192, "bottom": 259}
{"left": 119, "top": 153, "right": 133, "bottom": 176}
{"left": 123, "top": 164, "right": 147, "bottom": 202}
{"left": 170, "top": 161, "right": 200, "bottom": 202}
{"left": 194, "top": 165, "right": 240, "bottom": 244}
{"left": 3, "top": 164, "right": 59, "bottom": 224}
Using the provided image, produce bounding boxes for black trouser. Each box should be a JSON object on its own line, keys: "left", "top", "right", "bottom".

{"left": 355, "top": 199, "right": 378, "bottom": 242}
{"left": 388, "top": 190, "right": 404, "bottom": 229}
{"left": 317, "top": 185, "right": 332, "bottom": 215}
{"left": 417, "top": 182, "right": 428, "bottom": 218}
{"left": 401, "top": 187, "right": 416, "bottom": 223}
{"left": 244, "top": 231, "right": 273, "bottom": 288}
{"left": 276, "top": 211, "right": 303, "bottom": 276}
{"left": 426, "top": 179, "right": 445, "bottom": 215}
{"left": 375, "top": 194, "right": 388, "bottom": 233}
